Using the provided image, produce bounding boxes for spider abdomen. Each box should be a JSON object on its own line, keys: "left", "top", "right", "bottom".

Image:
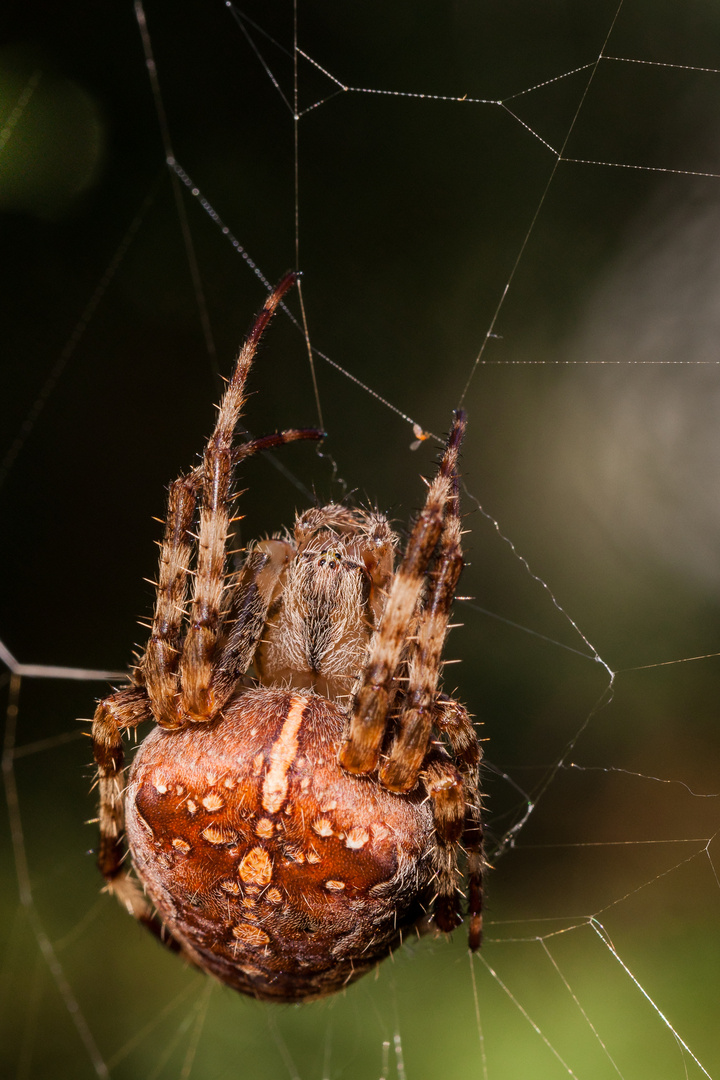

{"left": 125, "top": 687, "right": 436, "bottom": 1001}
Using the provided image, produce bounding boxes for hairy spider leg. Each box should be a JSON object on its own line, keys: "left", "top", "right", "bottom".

{"left": 203, "top": 429, "right": 325, "bottom": 711}
{"left": 373, "top": 424, "right": 482, "bottom": 942}
{"left": 380, "top": 417, "right": 465, "bottom": 793}
{"left": 431, "top": 696, "right": 484, "bottom": 948}
{"left": 142, "top": 425, "right": 322, "bottom": 729}
{"left": 419, "top": 751, "right": 466, "bottom": 933}
{"left": 208, "top": 541, "right": 290, "bottom": 709}
{"left": 143, "top": 474, "right": 200, "bottom": 728}
{"left": 176, "top": 273, "right": 297, "bottom": 720}
{"left": 92, "top": 684, "right": 183, "bottom": 950}
{"left": 340, "top": 410, "right": 467, "bottom": 775}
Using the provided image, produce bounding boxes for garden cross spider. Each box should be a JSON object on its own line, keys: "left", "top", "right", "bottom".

{"left": 91, "top": 273, "right": 484, "bottom": 1002}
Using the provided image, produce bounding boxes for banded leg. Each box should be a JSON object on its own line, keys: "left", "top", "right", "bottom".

{"left": 142, "top": 427, "right": 322, "bottom": 728}
{"left": 142, "top": 474, "right": 199, "bottom": 728}
{"left": 421, "top": 754, "right": 466, "bottom": 934}
{"left": 434, "top": 695, "right": 484, "bottom": 949}
{"left": 92, "top": 687, "right": 157, "bottom": 918}
{"left": 379, "top": 438, "right": 464, "bottom": 793}
{"left": 92, "top": 684, "right": 186, "bottom": 952}
{"left": 209, "top": 539, "right": 293, "bottom": 708}
{"left": 340, "top": 410, "right": 467, "bottom": 775}
{"left": 180, "top": 273, "right": 297, "bottom": 719}
{"left": 207, "top": 429, "right": 325, "bottom": 708}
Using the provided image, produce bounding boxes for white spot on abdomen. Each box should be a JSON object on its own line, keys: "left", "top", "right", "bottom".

{"left": 261, "top": 696, "right": 307, "bottom": 814}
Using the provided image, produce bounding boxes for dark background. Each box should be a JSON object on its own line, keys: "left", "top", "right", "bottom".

{"left": 1, "top": 2, "right": 720, "bottom": 1077}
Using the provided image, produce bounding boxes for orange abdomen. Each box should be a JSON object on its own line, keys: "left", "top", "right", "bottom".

{"left": 125, "top": 687, "right": 435, "bottom": 1001}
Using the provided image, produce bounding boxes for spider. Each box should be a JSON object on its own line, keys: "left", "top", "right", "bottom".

{"left": 91, "top": 273, "right": 484, "bottom": 1002}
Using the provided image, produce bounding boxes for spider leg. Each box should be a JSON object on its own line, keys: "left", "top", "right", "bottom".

{"left": 383, "top": 445, "right": 482, "bottom": 947}
{"left": 379, "top": 440, "right": 464, "bottom": 793}
{"left": 143, "top": 474, "right": 199, "bottom": 728}
{"left": 433, "top": 695, "right": 484, "bottom": 950}
{"left": 420, "top": 752, "right": 465, "bottom": 935}
{"left": 142, "top": 426, "right": 322, "bottom": 727}
{"left": 180, "top": 273, "right": 297, "bottom": 719}
{"left": 92, "top": 687, "right": 161, "bottom": 920}
{"left": 209, "top": 538, "right": 293, "bottom": 709}
{"left": 340, "top": 409, "right": 466, "bottom": 775}
{"left": 229, "top": 427, "right": 324, "bottom": 466}
{"left": 92, "top": 685, "right": 191, "bottom": 956}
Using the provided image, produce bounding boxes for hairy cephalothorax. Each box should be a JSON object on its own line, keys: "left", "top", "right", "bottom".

{"left": 90, "top": 273, "right": 484, "bottom": 1002}
{"left": 255, "top": 507, "right": 396, "bottom": 700}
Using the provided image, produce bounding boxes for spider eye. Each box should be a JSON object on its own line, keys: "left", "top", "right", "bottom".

{"left": 318, "top": 549, "right": 343, "bottom": 569}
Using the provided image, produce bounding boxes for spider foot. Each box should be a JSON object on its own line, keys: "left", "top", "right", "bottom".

{"left": 434, "top": 895, "right": 463, "bottom": 934}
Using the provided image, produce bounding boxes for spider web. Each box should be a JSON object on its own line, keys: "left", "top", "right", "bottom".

{"left": 2, "top": 1, "right": 720, "bottom": 1078}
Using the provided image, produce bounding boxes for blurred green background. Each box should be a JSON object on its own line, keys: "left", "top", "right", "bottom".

{"left": 2, "top": 1, "right": 720, "bottom": 1077}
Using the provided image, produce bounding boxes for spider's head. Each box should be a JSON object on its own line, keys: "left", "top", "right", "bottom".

{"left": 252, "top": 504, "right": 398, "bottom": 701}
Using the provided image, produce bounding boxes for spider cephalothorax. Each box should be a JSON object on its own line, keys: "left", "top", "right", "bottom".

{"left": 253, "top": 504, "right": 396, "bottom": 701}
{"left": 91, "top": 274, "right": 484, "bottom": 1002}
